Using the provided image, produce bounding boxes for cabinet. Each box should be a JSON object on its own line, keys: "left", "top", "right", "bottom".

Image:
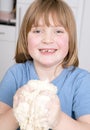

{"left": 0, "top": 25, "right": 16, "bottom": 81}
{"left": 0, "top": 1, "right": 16, "bottom": 81}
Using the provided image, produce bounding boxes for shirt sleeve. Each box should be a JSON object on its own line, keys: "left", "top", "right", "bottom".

{"left": 0, "top": 68, "right": 18, "bottom": 107}
{"left": 73, "top": 73, "right": 90, "bottom": 119}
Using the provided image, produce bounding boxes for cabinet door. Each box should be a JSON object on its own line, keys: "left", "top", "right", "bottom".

{"left": 0, "top": 25, "right": 16, "bottom": 42}
{"left": 0, "top": 41, "right": 15, "bottom": 81}
{"left": 0, "top": 25, "right": 16, "bottom": 81}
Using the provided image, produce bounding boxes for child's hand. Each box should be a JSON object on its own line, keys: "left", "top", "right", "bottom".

{"left": 48, "top": 94, "right": 61, "bottom": 129}
{"left": 38, "top": 91, "right": 61, "bottom": 129}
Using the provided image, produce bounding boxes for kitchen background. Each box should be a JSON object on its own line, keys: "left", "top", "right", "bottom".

{"left": 0, "top": 0, "right": 90, "bottom": 81}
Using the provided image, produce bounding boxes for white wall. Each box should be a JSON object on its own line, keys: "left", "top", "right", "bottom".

{"left": 79, "top": 0, "right": 90, "bottom": 71}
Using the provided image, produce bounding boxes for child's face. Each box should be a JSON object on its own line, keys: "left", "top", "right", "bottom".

{"left": 27, "top": 15, "right": 69, "bottom": 68}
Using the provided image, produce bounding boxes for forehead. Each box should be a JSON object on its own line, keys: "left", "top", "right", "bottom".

{"left": 33, "top": 13, "right": 62, "bottom": 27}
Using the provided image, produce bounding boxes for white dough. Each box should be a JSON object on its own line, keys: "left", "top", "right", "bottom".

{"left": 13, "top": 80, "right": 57, "bottom": 130}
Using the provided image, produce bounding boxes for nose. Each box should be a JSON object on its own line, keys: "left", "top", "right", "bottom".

{"left": 42, "top": 30, "right": 54, "bottom": 44}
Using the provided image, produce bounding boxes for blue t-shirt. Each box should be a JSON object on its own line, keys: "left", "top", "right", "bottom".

{"left": 0, "top": 60, "right": 90, "bottom": 130}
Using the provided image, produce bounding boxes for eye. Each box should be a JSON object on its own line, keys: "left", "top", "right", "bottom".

{"left": 33, "top": 29, "right": 41, "bottom": 33}
{"left": 31, "top": 27, "right": 44, "bottom": 34}
{"left": 53, "top": 26, "right": 65, "bottom": 34}
{"left": 55, "top": 29, "right": 64, "bottom": 34}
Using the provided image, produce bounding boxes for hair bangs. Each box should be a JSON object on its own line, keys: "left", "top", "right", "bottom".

{"left": 26, "top": 0, "right": 70, "bottom": 29}
{"left": 31, "top": 3, "right": 69, "bottom": 30}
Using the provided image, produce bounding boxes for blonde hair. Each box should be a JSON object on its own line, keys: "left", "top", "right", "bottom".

{"left": 15, "top": 0, "right": 79, "bottom": 67}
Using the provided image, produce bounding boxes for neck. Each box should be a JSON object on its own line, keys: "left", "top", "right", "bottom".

{"left": 34, "top": 62, "right": 63, "bottom": 82}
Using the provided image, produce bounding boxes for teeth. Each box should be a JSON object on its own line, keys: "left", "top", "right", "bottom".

{"left": 40, "top": 49, "right": 56, "bottom": 53}
{"left": 48, "top": 50, "right": 53, "bottom": 52}
{"left": 42, "top": 50, "right": 48, "bottom": 52}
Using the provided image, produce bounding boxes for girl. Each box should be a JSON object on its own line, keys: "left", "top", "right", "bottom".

{"left": 0, "top": 0, "right": 90, "bottom": 130}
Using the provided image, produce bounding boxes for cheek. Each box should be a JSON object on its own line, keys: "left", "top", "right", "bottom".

{"left": 58, "top": 35, "right": 69, "bottom": 53}
{"left": 27, "top": 34, "right": 37, "bottom": 51}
